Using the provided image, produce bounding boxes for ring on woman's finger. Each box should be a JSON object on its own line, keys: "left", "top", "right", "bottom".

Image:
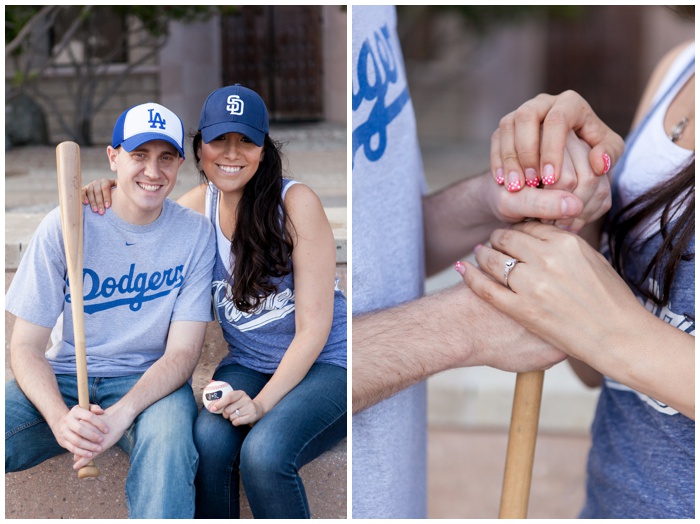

{"left": 234, "top": 409, "right": 241, "bottom": 417}
{"left": 503, "top": 257, "right": 519, "bottom": 289}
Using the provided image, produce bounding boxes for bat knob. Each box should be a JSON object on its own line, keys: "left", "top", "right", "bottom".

{"left": 78, "top": 461, "right": 100, "bottom": 479}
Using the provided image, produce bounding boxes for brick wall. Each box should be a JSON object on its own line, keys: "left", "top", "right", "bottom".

{"left": 26, "top": 68, "right": 160, "bottom": 146}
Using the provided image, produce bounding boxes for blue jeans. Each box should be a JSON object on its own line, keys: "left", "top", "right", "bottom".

{"left": 5, "top": 374, "right": 199, "bottom": 518}
{"left": 194, "top": 363, "right": 347, "bottom": 518}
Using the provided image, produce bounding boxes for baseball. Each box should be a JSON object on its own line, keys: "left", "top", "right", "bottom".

{"left": 202, "top": 380, "right": 233, "bottom": 414}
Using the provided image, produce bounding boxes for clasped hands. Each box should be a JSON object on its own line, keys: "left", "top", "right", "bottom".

{"left": 458, "top": 91, "right": 640, "bottom": 362}
{"left": 54, "top": 403, "right": 131, "bottom": 471}
{"left": 486, "top": 90, "right": 624, "bottom": 233}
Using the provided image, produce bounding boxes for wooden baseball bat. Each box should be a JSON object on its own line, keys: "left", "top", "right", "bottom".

{"left": 57, "top": 141, "right": 100, "bottom": 479}
{"left": 498, "top": 369, "right": 544, "bottom": 518}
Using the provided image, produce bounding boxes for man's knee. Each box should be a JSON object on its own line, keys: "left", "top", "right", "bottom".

{"left": 129, "top": 386, "right": 198, "bottom": 460}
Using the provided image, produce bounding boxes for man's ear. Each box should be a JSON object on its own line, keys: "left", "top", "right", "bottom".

{"left": 106, "top": 146, "right": 119, "bottom": 172}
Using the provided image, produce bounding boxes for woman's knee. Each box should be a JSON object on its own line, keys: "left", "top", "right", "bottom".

{"left": 194, "top": 411, "right": 246, "bottom": 466}
{"left": 239, "top": 430, "right": 292, "bottom": 480}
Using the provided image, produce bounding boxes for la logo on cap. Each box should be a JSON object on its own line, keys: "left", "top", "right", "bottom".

{"left": 113, "top": 102, "right": 186, "bottom": 158}
{"left": 227, "top": 95, "right": 244, "bottom": 116}
{"left": 147, "top": 108, "right": 167, "bottom": 129}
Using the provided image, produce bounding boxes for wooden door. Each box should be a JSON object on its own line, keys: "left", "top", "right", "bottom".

{"left": 544, "top": 5, "right": 644, "bottom": 136}
{"left": 221, "top": 6, "right": 323, "bottom": 122}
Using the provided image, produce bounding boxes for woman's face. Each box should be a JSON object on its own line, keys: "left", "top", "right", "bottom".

{"left": 198, "top": 132, "right": 264, "bottom": 194}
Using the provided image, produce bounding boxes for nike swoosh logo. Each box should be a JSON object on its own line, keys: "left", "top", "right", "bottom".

{"left": 125, "top": 242, "right": 136, "bottom": 246}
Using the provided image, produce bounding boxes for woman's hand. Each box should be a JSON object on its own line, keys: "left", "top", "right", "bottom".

{"left": 484, "top": 132, "right": 610, "bottom": 233}
{"left": 212, "top": 389, "right": 265, "bottom": 427}
{"left": 460, "top": 221, "right": 640, "bottom": 361}
{"left": 490, "top": 90, "right": 625, "bottom": 190}
{"left": 82, "top": 178, "right": 117, "bottom": 214}
{"left": 457, "top": 220, "right": 695, "bottom": 418}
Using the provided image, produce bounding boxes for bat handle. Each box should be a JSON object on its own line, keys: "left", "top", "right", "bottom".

{"left": 78, "top": 461, "right": 100, "bottom": 478}
{"left": 499, "top": 370, "right": 545, "bottom": 519}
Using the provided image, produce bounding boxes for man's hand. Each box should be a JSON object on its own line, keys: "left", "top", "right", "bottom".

{"left": 352, "top": 284, "right": 566, "bottom": 413}
{"left": 52, "top": 404, "right": 109, "bottom": 461}
{"left": 487, "top": 131, "right": 611, "bottom": 234}
{"left": 72, "top": 403, "right": 134, "bottom": 470}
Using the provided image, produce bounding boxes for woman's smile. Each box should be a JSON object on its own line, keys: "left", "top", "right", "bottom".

{"left": 217, "top": 164, "right": 242, "bottom": 174}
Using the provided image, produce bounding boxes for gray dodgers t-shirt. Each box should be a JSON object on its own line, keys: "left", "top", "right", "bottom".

{"left": 6, "top": 198, "right": 215, "bottom": 377}
{"left": 352, "top": 5, "right": 429, "bottom": 519}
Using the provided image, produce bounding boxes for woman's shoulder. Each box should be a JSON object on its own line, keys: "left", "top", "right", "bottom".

{"left": 283, "top": 181, "right": 329, "bottom": 231}
{"left": 176, "top": 183, "right": 210, "bottom": 215}
{"left": 650, "top": 40, "right": 694, "bottom": 88}
{"left": 283, "top": 180, "right": 323, "bottom": 210}
{"left": 632, "top": 40, "right": 694, "bottom": 127}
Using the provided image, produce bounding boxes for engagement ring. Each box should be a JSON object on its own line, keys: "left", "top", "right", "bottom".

{"left": 503, "top": 258, "right": 519, "bottom": 289}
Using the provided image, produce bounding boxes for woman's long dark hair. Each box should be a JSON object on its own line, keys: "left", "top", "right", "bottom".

{"left": 193, "top": 132, "right": 295, "bottom": 313}
{"left": 608, "top": 156, "right": 694, "bottom": 308}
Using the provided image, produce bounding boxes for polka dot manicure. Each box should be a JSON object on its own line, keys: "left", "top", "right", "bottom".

{"left": 507, "top": 180, "right": 522, "bottom": 192}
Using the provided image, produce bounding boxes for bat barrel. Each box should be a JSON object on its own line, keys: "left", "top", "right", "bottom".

{"left": 57, "top": 141, "right": 99, "bottom": 478}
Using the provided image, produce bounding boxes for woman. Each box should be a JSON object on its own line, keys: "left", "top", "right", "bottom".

{"left": 461, "top": 36, "right": 694, "bottom": 518}
{"left": 84, "top": 84, "right": 347, "bottom": 518}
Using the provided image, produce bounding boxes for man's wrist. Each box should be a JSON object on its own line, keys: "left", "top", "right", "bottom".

{"left": 109, "top": 398, "right": 138, "bottom": 424}
{"left": 45, "top": 406, "right": 70, "bottom": 435}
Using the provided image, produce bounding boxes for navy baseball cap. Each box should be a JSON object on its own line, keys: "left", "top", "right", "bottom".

{"left": 112, "top": 102, "right": 185, "bottom": 158}
{"left": 198, "top": 84, "right": 269, "bottom": 146}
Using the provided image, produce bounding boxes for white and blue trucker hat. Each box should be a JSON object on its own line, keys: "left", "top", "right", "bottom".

{"left": 112, "top": 102, "right": 185, "bottom": 158}
{"left": 198, "top": 84, "right": 269, "bottom": 146}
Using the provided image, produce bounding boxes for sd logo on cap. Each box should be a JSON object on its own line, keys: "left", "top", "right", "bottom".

{"left": 198, "top": 84, "right": 269, "bottom": 147}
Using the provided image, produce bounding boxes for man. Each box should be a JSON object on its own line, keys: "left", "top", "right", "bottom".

{"left": 5, "top": 102, "right": 216, "bottom": 518}
{"left": 351, "top": 6, "right": 624, "bottom": 518}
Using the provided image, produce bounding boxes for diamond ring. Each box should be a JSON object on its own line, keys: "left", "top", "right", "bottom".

{"left": 503, "top": 258, "right": 519, "bottom": 289}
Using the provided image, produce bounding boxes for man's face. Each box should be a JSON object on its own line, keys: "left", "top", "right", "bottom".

{"left": 106, "top": 140, "right": 183, "bottom": 224}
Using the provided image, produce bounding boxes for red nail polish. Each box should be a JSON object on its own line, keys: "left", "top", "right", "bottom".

{"left": 524, "top": 168, "right": 539, "bottom": 187}
{"left": 602, "top": 153, "right": 611, "bottom": 174}
{"left": 495, "top": 168, "right": 505, "bottom": 185}
{"left": 542, "top": 164, "right": 555, "bottom": 185}
{"left": 455, "top": 261, "right": 465, "bottom": 275}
